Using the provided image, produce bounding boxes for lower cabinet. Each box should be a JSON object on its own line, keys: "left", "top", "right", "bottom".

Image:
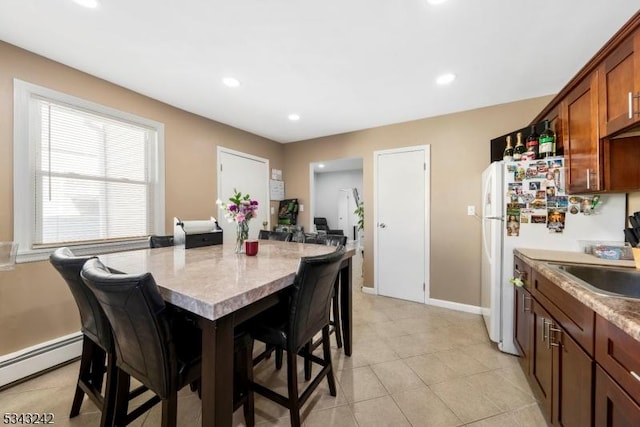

{"left": 514, "top": 285, "right": 532, "bottom": 368}
{"left": 552, "top": 324, "right": 593, "bottom": 427}
{"left": 595, "top": 365, "right": 640, "bottom": 427}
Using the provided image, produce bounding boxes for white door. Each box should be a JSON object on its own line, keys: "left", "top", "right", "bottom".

{"left": 337, "top": 190, "right": 351, "bottom": 238}
{"left": 217, "top": 147, "right": 269, "bottom": 245}
{"left": 375, "top": 146, "right": 429, "bottom": 303}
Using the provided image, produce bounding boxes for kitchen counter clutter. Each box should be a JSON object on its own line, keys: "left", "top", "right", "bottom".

{"left": 515, "top": 247, "right": 640, "bottom": 342}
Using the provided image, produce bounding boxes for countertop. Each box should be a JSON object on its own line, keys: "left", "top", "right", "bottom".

{"left": 515, "top": 248, "right": 640, "bottom": 343}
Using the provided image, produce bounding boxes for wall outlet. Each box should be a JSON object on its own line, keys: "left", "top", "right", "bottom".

{"left": 270, "top": 206, "right": 274, "bottom": 215}
{"left": 299, "top": 204, "right": 304, "bottom": 212}
{"left": 467, "top": 205, "right": 476, "bottom": 216}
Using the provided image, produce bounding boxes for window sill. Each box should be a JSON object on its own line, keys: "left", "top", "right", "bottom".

{"left": 17, "top": 239, "right": 150, "bottom": 263}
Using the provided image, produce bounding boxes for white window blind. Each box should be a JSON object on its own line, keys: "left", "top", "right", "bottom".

{"left": 14, "top": 80, "right": 165, "bottom": 261}
{"left": 34, "top": 99, "right": 154, "bottom": 246}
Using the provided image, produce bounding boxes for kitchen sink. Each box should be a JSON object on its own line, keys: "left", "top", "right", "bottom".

{"left": 550, "top": 263, "right": 640, "bottom": 299}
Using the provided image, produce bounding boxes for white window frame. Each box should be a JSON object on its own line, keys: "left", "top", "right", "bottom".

{"left": 13, "top": 79, "right": 165, "bottom": 263}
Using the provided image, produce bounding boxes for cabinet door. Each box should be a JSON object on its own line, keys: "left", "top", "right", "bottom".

{"left": 598, "top": 30, "right": 640, "bottom": 137}
{"left": 531, "top": 300, "right": 553, "bottom": 423}
{"left": 595, "top": 365, "right": 640, "bottom": 427}
{"left": 552, "top": 323, "right": 593, "bottom": 427}
{"left": 514, "top": 286, "right": 533, "bottom": 366}
{"left": 562, "top": 74, "right": 601, "bottom": 193}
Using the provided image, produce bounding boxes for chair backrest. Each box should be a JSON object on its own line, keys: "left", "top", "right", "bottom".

{"left": 313, "top": 217, "right": 329, "bottom": 232}
{"left": 325, "top": 235, "right": 347, "bottom": 247}
{"left": 258, "top": 230, "right": 293, "bottom": 242}
{"left": 149, "top": 235, "right": 174, "bottom": 248}
{"left": 50, "top": 247, "right": 112, "bottom": 351}
{"left": 81, "top": 258, "right": 176, "bottom": 399}
{"left": 287, "top": 247, "right": 345, "bottom": 352}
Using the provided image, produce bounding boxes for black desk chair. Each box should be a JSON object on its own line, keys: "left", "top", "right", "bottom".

{"left": 149, "top": 235, "right": 174, "bottom": 248}
{"left": 313, "top": 217, "right": 343, "bottom": 236}
{"left": 50, "top": 248, "right": 147, "bottom": 427}
{"left": 249, "top": 247, "right": 345, "bottom": 427}
{"left": 257, "top": 230, "right": 293, "bottom": 241}
{"left": 81, "top": 258, "right": 254, "bottom": 427}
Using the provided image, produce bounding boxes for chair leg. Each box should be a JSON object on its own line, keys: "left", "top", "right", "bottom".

{"left": 286, "top": 350, "right": 301, "bottom": 427}
{"left": 322, "top": 326, "right": 337, "bottom": 396}
{"left": 161, "top": 394, "right": 178, "bottom": 427}
{"left": 304, "top": 342, "right": 312, "bottom": 381}
{"left": 113, "top": 369, "right": 130, "bottom": 427}
{"left": 275, "top": 348, "right": 283, "bottom": 370}
{"left": 99, "top": 352, "right": 117, "bottom": 427}
{"left": 332, "top": 279, "right": 343, "bottom": 348}
{"left": 243, "top": 340, "right": 255, "bottom": 427}
{"left": 70, "top": 336, "right": 94, "bottom": 417}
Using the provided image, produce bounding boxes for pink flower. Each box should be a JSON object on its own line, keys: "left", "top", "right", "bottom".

{"left": 236, "top": 212, "right": 246, "bottom": 222}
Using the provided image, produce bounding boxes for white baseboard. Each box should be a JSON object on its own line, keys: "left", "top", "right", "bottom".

{"left": 361, "top": 285, "right": 376, "bottom": 295}
{"left": 0, "top": 332, "right": 82, "bottom": 388}
{"left": 427, "top": 298, "right": 483, "bottom": 315}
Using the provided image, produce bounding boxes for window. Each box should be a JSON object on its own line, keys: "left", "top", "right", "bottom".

{"left": 14, "top": 80, "right": 165, "bottom": 262}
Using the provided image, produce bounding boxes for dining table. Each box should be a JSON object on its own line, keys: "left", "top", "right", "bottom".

{"left": 99, "top": 239, "right": 354, "bottom": 426}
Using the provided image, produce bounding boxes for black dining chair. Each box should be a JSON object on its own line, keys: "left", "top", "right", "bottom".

{"left": 80, "top": 258, "right": 254, "bottom": 427}
{"left": 49, "top": 248, "right": 147, "bottom": 427}
{"left": 257, "top": 230, "right": 293, "bottom": 241}
{"left": 249, "top": 247, "right": 345, "bottom": 427}
{"left": 149, "top": 235, "right": 174, "bottom": 248}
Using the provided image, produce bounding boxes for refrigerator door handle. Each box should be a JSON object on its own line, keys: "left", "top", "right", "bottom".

{"left": 485, "top": 216, "right": 503, "bottom": 220}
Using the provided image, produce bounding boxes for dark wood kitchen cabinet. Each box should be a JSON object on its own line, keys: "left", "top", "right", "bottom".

{"left": 532, "top": 11, "right": 640, "bottom": 193}
{"left": 513, "top": 255, "right": 533, "bottom": 370}
{"left": 561, "top": 74, "right": 602, "bottom": 193}
{"left": 595, "top": 365, "right": 640, "bottom": 427}
{"left": 597, "top": 28, "right": 640, "bottom": 137}
{"left": 515, "top": 256, "right": 595, "bottom": 426}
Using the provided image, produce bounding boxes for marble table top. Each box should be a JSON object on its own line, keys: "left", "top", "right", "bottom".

{"left": 100, "top": 241, "right": 355, "bottom": 321}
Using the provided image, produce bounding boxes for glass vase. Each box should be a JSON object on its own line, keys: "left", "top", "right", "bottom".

{"left": 235, "top": 221, "right": 249, "bottom": 253}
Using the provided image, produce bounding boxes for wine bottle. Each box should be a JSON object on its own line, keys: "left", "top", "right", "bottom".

{"left": 526, "top": 124, "right": 539, "bottom": 159}
{"left": 539, "top": 120, "right": 555, "bottom": 158}
{"left": 503, "top": 135, "right": 514, "bottom": 161}
{"left": 513, "top": 132, "right": 526, "bottom": 161}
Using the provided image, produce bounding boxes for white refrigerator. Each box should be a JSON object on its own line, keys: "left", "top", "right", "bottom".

{"left": 480, "top": 159, "right": 626, "bottom": 355}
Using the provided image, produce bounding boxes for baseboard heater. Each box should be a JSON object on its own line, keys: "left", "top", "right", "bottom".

{"left": 0, "top": 332, "right": 82, "bottom": 388}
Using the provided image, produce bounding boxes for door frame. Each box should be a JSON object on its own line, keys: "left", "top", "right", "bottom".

{"left": 373, "top": 145, "right": 430, "bottom": 301}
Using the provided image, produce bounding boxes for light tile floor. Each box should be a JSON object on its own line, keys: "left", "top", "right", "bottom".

{"left": 0, "top": 258, "right": 547, "bottom": 426}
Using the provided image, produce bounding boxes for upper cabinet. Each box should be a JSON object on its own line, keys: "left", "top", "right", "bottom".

{"left": 598, "top": 29, "right": 640, "bottom": 137}
{"left": 532, "top": 11, "right": 640, "bottom": 194}
{"left": 561, "top": 74, "right": 601, "bottom": 193}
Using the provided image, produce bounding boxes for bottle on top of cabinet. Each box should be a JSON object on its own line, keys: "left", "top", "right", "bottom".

{"left": 513, "top": 132, "right": 526, "bottom": 161}
{"left": 525, "top": 124, "right": 539, "bottom": 159}
{"left": 503, "top": 135, "right": 514, "bottom": 161}
{"left": 539, "top": 120, "right": 556, "bottom": 158}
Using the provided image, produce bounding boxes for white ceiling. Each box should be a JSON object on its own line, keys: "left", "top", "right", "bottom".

{"left": 0, "top": 1, "right": 637, "bottom": 143}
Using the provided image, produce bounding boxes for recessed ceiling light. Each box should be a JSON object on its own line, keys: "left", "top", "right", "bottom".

{"left": 222, "top": 77, "right": 240, "bottom": 88}
{"left": 427, "top": 0, "right": 450, "bottom": 5}
{"left": 73, "top": 0, "right": 99, "bottom": 8}
{"left": 288, "top": 113, "right": 300, "bottom": 121}
{"left": 436, "top": 73, "right": 456, "bottom": 85}
{"left": 318, "top": 164, "right": 325, "bottom": 169}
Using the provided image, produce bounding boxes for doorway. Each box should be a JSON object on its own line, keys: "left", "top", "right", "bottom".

{"left": 309, "top": 158, "right": 363, "bottom": 243}
{"left": 217, "top": 147, "right": 269, "bottom": 245}
{"left": 374, "top": 146, "right": 430, "bottom": 303}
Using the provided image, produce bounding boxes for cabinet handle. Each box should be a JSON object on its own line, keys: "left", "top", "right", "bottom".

{"left": 549, "top": 325, "right": 562, "bottom": 348}
{"left": 514, "top": 267, "right": 527, "bottom": 285}
{"left": 631, "top": 371, "right": 640, "bottom": 382}
{"left": 629, "top": 91, "right": 634, "bottom": 119}
{"left": 586, "top": 169, "right": 591, "bottom": 190}
{"left": 523, "top": 293, "right": 531, "bottom": 312}
{"left": 543, "top": 318, "right": 551, "bottom": 347}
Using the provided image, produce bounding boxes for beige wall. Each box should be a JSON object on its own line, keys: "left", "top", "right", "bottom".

{"left": 0, "top": 41, "right": 285, "bottom": 355}
{"left": 284, "top": 95, "right": 554, "bottom": 305}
